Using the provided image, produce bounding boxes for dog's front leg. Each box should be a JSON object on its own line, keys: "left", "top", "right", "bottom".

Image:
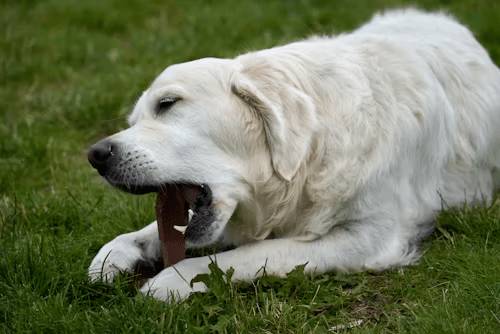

{"left": 140, "top": 223, "right": 406, "bottom": 302}
{"left": 88, "top": 221, "right": 161, "bottom": 282}
{"left": 139, "top": 237, "right": 332, "bottom": 302}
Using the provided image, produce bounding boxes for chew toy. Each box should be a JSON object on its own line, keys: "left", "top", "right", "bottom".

{"left": 155, "top": 185, "right": 201, "bottom": 267}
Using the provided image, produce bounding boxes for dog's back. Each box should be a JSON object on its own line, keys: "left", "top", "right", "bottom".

{"left": 360, "top": 9, "right": 500, "bottom": 195}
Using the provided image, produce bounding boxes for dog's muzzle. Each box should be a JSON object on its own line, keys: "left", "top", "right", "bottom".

{"left": 88, "top": 138, "right": 220, "bottom": 246}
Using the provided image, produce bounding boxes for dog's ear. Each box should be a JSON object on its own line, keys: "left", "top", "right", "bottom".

{"left": 231, "top": 68, "right": 317, "bottom": 181}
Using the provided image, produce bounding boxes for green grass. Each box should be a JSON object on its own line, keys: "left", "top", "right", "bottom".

{"left": 1, "top": 0, "right": 499, "bottom": 332}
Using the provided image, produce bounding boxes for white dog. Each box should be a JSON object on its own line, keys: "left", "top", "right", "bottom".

{"left": 88, "top": 9, "right": 500, "bottom": 302}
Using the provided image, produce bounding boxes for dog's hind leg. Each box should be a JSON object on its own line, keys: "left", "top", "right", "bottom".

{"left": 88, "top": 221, "right": 162, "bottom": 282}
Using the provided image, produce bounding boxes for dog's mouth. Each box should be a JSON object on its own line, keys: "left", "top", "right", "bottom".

{"left": 112, "top": 181, "right": 218, "bottom": 244}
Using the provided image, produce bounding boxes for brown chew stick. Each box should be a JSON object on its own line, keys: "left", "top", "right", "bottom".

{"left": 155, "top": 185, "right": 202, "bottom": 267}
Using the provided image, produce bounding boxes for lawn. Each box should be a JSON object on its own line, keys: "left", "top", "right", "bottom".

{"left": 1, "top": 0, "right": 499, "bottom": 332}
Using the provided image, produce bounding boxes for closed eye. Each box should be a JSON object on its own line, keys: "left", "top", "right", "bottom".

{"left": 156, "top": 96, "right": 181, "bottom": 114}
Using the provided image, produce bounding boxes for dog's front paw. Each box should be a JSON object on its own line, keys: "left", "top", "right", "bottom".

{"left": 88, "top": 236, "right": 144, "bottom": 283}
{"left": 139, "top": 260, "right": 207, "bottom": 302}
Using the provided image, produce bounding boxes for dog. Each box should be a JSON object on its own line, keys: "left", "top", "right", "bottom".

{"left": 87, "top": 9, "right": 500, "bottom": 302}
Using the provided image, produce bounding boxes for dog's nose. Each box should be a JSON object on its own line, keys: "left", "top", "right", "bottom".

{"left": 87, "top": 140, "right": 116, "bottom": 174}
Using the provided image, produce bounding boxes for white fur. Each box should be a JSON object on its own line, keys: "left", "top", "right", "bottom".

{"left": 89, "top": 9, "right": 500, "bottom": 302}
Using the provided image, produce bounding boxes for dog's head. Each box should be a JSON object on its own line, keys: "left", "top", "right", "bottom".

{"left": 88, "top": 56, "right": 317, "bottom": 247}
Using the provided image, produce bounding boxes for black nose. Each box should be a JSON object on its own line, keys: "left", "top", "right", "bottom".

{"left": 87, "top": 140, "right": 116, "bottom": 174}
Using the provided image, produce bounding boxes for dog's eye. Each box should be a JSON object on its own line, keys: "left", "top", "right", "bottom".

{"left": 157, "top": 97, "right": 180, "bottom": 114}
